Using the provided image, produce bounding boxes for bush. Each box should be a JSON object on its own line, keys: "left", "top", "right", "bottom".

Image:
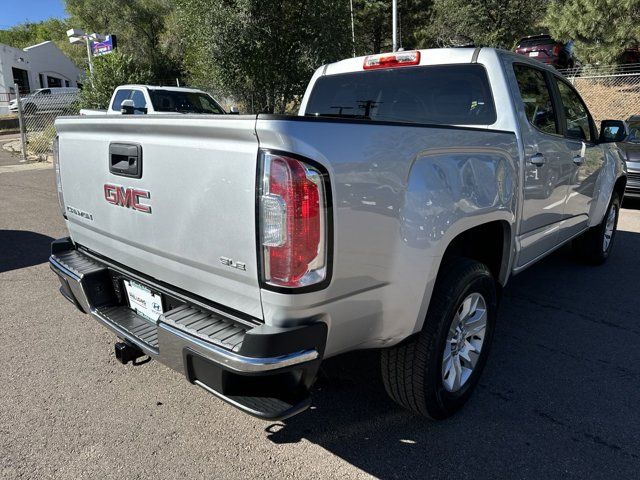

{"left": 79, "top": 52, "right": 152, "bottom": 110}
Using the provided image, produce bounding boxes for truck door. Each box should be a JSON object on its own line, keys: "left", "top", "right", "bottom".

{"left": 511, "top": 63, "right": 573, "bottom": 268}
{"left": 552, "top": 77, "right": 603, "bottom": 240}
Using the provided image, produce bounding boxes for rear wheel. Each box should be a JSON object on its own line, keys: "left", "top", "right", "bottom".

{"left": 574, "top": 193, "right": 620, "bottom": 265}
{"left": 381, "top": 257, "right": 497, "bottom": 419}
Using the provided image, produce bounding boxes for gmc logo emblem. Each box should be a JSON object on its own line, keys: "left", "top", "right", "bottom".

{"left": 104, "top": 184, "right": 151, "bottom": 214}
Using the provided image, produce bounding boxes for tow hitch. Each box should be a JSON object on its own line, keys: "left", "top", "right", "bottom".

{"left": 114, "top": 341, "right": 146, "bottom": 365}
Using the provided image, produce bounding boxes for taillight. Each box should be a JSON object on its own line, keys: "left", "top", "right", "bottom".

{"left": 363, "top": 51, "right": 420, "bottom": 70}
{"left": 53, "top": 135, "right": 65, "bottom": 215}
{"left": 259, "top": 151, "right": 329, "bottom": 288}
{"left": 552, "top": 45, "right": 561, "bottom": 56}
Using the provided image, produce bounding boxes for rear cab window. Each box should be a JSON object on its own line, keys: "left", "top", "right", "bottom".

{"left": 304, "top": 64, "right": 497, "bottom": 126}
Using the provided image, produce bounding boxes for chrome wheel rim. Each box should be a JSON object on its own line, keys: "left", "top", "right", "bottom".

{"left": 603, "top": 205, "right": 616, "bottom": 252}
{"left": 442, "top": 292, "right": 487, "bottom": 393}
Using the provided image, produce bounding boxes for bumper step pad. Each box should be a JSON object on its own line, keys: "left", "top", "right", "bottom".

{"left": 94, "top": 306, "right": 159, "bottom": 350}
{"left": 161, "top": 304, "right": 248, "bottom": 353}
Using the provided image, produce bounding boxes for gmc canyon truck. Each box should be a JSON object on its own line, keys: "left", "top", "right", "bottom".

{"left": 51, "top": 48, "right": 628, "bottom": 421}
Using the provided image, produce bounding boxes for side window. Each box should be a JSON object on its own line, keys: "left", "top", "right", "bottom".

{"left": 111, "top": 89, "right": 131, "bottom": 111}
{"left": 131, "top": 90, "right": 147, "bottom": 114}
{"left": 513, "top": 64, "right": 558, "bottom": 135}
{"left": 556, "top": 80, "right": 593, "bottom": 142}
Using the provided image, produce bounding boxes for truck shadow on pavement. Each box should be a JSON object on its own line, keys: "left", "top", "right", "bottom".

{"left": 266, "top": 231, "right": 640, "bottom": 479}
{"left": 0, "top": 229, "right": 54, "bottom": 273}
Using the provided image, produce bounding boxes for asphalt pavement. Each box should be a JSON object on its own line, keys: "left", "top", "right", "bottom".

{"left": 1, "top": 166, "right": 639, "bottom": 479}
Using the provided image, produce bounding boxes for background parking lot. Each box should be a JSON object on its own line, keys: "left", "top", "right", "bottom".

{"left": 1, "top": 166, "right": 639, "bottom": 479}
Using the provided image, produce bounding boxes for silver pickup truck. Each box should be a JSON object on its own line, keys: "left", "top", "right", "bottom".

{"left": 51, "top": 47, "right": 628, "bottom": 421}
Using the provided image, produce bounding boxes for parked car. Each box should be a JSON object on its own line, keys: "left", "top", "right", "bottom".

{"left": 620, "top": 47, "right": 640, "bottom": 65}
{"left": 515, "top": 34, "right": 577, "bottom": 69}
{"left": 79, "top": 85, "right": 228, "bottom": 115}
{"left": 9, "top": 87, "right": 79, "bottom": 115}
{"left": 608, "top": 115, "right": 640, "bottom": 197}
{"left": 51, "top": 47, "right": 627, "bottom": 421}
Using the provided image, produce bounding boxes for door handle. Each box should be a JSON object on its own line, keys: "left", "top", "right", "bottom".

{"left": 573, "top": 155, "right": 585, "bottom": 166}
{"left": 529, "top": 153, "right": 546, "bottom": 167}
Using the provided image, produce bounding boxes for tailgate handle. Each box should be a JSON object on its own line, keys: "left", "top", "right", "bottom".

{"left": 109, "top": 143, "right": 142, "bottom": 178}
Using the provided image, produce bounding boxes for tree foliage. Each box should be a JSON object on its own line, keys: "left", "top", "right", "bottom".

{"left": 417, "top": 0, "right": 547, "bottom": 49}
{"left": 78, "top": 51, "right": 151, "bottom": 109}
{"left": 65, "top": 0, "right": 181, "bottom": 81}
{"left": 351, "top": 0, "right": 431, "bottom": 54}
{"left": 544, "top": 0, "right": 640, "bottom": 64}
{"left": 176, "top": 0, "right": 352, "bottom": 113}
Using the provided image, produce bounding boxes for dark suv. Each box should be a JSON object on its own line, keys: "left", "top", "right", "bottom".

{"left": 515, "top": 34, "right": 576, "bottom": 69}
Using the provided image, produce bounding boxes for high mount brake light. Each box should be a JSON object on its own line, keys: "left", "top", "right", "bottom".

{"left": 363, "top": 51, "right": 420, "bottom": 70}
{"left": 259, "top": 151, "right": 328, "bottom": 288}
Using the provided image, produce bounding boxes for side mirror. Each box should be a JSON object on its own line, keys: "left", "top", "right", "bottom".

{"left": 121, "top": 99, "right": 135, "bottom": 115}
{"left": 599, "top": 119, "right": 628, "bottom": 143}
{"left": 229, "top": 106, "right": 240, "bottom": 114}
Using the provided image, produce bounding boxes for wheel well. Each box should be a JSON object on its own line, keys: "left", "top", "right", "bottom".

{"left": 614, "top": 176, "right": 627, "bottom": 200}
{"left": 441, "top": 221, "right": 510, "bottom": 285}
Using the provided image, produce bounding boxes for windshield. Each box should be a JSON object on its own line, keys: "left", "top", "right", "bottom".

{"left": 304, "top": 65, "right": 496, "bottom": 126}
{"left": 628, "top": 121, "right": 640, "bottom": 143}
{"left": 148, "top": 90, "right": 225, "bottom": 114}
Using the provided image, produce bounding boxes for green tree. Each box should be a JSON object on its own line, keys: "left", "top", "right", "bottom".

{"left": 544, "top": 0, "right": 640, "bottom": 64}
{"left": 350, "top": 0, "right": 432, "bottom": 54}
{"left": 416, "top": 0, "right": 546, "bottom": 49}
{"left": 177, "top": 0, "right": 352, "bottom": 113}
{"left": 78, "top": 51, "right": 151, "bottom": 109}
{"left": 65, "top": 0, "right": 181, "bottom": 81}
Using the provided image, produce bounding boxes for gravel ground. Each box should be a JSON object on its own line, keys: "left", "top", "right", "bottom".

{"left": 1, "top": 167, "right": 639, "bottom": 480}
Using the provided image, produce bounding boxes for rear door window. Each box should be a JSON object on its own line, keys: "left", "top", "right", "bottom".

{"left": 304, "top": 64, "right": 496, "bottom": 126}
{"left": 513, "top": 64, "right": 558, "bottom": 135}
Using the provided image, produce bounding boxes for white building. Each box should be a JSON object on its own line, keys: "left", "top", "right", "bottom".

{"left": 0, "top": 40, "right": 83, "bottom": 113}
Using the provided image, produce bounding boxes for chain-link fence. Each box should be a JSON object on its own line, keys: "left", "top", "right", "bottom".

{"left": 559, "top": 64, "right": 640, "bottom": 123}
{"left": 14, "top": 86, "right": 80, "bottom": 160}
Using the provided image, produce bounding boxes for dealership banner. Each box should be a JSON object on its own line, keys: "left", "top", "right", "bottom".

{"left": 92, "top": 35, "right": 117, "bottom": 56}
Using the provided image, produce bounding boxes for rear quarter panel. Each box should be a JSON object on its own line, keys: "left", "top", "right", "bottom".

{"left": 256, "top": 117, "right": 518, "bottom": 356}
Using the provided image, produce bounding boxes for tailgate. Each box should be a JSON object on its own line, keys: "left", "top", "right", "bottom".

{"left": 55, "top": 115, "right": 263, "bottom": 319}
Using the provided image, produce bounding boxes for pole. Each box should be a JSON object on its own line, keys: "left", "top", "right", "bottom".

{"left": 392, "top": 0, "right": 398, "bottom": 52}
{"left": 85, "top": 36, "right": 94, "bottom": 76}
{"left": 14, "top": 83, "right": 27, "bottom": 162}
{"left": 350, "top": 0, "right": 356, "bottom": 57}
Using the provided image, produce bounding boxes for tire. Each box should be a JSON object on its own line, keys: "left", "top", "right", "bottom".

{"left": 381, "top": 257, "right": 497, "bottom": 419}
{"left": 24, "top": 103, "right": 37, "bottom": 115}
{"left": 574, "top": 193, "right": 620, "bottom": 265}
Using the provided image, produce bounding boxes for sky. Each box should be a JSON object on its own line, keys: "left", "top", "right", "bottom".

{"left": 0, "top": 0, "right": 67, "bottom": 29}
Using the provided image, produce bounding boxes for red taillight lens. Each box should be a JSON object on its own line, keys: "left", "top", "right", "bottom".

{"left": 552, "top": 45, "right": 561, "bottom": 56}
{"left": 259, "top": 152, "right": 328, "bottom": 288}
{"left": 363, "top": 51, "right": 420, "bottom": 70}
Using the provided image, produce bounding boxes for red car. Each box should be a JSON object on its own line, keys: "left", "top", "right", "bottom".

{"left": 515, "top": 34, "right": 576, "bottom": 69}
